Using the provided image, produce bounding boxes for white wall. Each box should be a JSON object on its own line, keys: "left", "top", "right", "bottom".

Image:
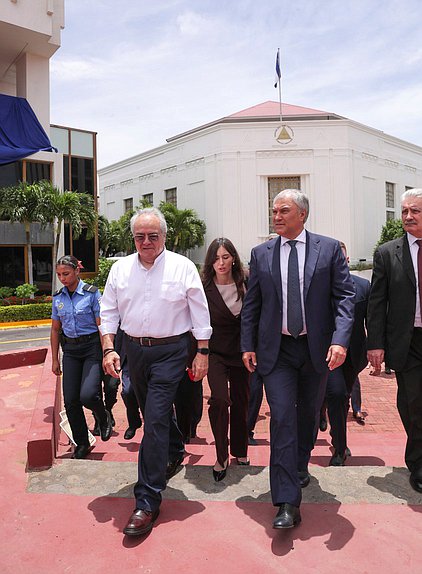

{"left": 99, "top": 118, "right": 422, "bottom": 264}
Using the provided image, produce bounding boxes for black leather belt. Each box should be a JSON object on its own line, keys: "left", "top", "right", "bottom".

{"left": 62, "top": 332, "right": 100, "bottom": 344}
{"left": 127, "top": 333, "right": 187, "bottom": 347}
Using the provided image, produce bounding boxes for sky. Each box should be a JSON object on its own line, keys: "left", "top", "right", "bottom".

{"left": 50, "top": 0, "right": 422, "bottom": 169}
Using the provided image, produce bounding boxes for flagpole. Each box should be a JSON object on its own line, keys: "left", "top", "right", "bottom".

{"left": 275, "top": 48, "right": 282, "bottom": 123}
{"left": 278, "top": 72, "right": 282, "bottom": 124}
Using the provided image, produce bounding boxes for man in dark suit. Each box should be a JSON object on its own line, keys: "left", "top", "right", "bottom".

{"left": 367, "top": 188, "right": 422, "bottom": 493}
{"left": 323, "top": 242, "right": 370, "bottom": 466}
{"left": 241, "top": 189, "right": 355, "bottom": 529}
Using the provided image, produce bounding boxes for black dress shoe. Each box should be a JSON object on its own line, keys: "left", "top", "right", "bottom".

{"left": 166, "top": 455, "right": 184, "bottom": 480}
{"left": 100, "top": 410, "right": 113, "bottom": 442}
{"left": 92, "top": 420, "right": 100, "bottom": 436}
{"left": 110, "top": 412, "right": 116, "bottom": 427}
{"left": 345, "top": 446, "right": 352, "bottom": 457}
{"left": 213, "top": 460, "right": 228, "bottom": 482}
{"left": 248, "top": 432, "right": 257, "bottom": 446}
{"left": 353, "top": 411, "right": 365, "bottom": 425}
{"left": 409, "top": 472, "right": 422, "bottom": 493}
{"left": 273, "top": 503, "right": 301, "bottom": 529}
{"left": 124, "top": 426, "right": 140, "bottom": 440}
{"left": 298, "top": 470, "right": 311, "bottom": 488}
{"left": 329, "top": 452, "right": 346, "bottom": 466}
{"left": 236, "top": 457, "right": 250, "bottom": 465}
{"left": 319, "top": 417, "right": 328, "bottom": 432}
{"left": 72, "top": 444, "right": 92, "bottom": 459}
{"left": 123, "top": 508, "right": 160, "bottom": 536}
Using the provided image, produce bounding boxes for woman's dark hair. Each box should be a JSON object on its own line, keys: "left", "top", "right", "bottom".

{"left": 202, "top": 238, "right": 245, "bottom": 301}
{"left": 56, "top": 255, "right": 80, "bottom": 269}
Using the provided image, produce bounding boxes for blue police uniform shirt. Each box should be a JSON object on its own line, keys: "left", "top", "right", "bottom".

{"left": 51, "top": 279, "right": 101, "bottom": 338}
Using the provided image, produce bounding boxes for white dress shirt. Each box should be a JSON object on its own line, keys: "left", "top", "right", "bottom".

{"left": 100, "top": 249, "right": 212, "bottom": 340}
{"left": 279, "top": 229, "right": 307, "bottom": 335}
{"left": 407, "top": 232, "right": 422, "bottom": 328}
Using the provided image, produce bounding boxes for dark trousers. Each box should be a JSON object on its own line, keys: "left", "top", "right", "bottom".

{"left": 247, "top": 370, "right": 264, "bottom": 434}
{"left": 174, "top": 371, "right": 203, "bottom": 441}
{"left": 350, "top": 376, "right": 362, "bottom": 414}
{"left": 326, "top": 357, "right": 358, "bottom": 455}
{"left": 120, "top": 361, "right": 142, "bottom": 429}
{"left": 125, "top": 334, "right": 189, "bottom": 512}
{"left": 101, "top": 372, "right": 119, "bottom": 412}
{"left": 396, "top": 328, "right": 422, "bottom": 472}
{"left": 264, "top": 335, "right": 327, "bottom": 508}
{"left": 207, "top": 354, "right": 250, "bottom": 465}
{"left": 62, "top": 340, "right": 106, "bottom": 446}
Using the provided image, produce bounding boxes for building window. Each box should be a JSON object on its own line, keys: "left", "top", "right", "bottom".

{"left": 385, "top": 182, "right": 395, "bottom": 221}
{"left": 165, "top": 187, "right": 177, "bottom": 206}
{"left": 268, "top": 176, "right": 301, "bottom": 233}
{"left": 143, "top": 193, "right": 153, "bottom": 205}
{"left": 124, "top": 198, "right": 133, "bottom": 212}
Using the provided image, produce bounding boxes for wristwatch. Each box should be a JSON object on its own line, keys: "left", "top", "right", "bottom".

{"left": 196, "top": 348, "right": 210, "bottom": 355}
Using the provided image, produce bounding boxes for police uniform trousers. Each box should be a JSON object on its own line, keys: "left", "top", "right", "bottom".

{"left": 125, "top": 333, "right": 189, "bottom": 512}
{"left": 263, "top": 335, "right": 328, "bottom": 508}
{"left": 62, "top": 338, "right": 106, "bottom": 446}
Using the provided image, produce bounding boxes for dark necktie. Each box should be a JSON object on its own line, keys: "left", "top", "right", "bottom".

{"left": 287, "top": 240, "right": 303, "bottom": 338}
{"left": 417, "top": 240, "right": 422, "bottom": 314}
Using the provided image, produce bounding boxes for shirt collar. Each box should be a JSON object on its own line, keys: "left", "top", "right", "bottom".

{"left": 280, "top": 228, "right": 307, "bottom": 247}
{"left": 138, "top": 247, "right": 166, "bottom": 269}
{"left": 407, "top": 232, "right": 422, "bottom": 246}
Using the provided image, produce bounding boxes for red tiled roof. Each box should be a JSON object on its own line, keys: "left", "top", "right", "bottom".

{"left": 228, "top": 100, "right": 331, "bottom": 118}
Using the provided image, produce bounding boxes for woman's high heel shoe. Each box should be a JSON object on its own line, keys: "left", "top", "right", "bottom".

{"left": 213, "top": 459, "right": 228, "bottom": 482}
{"left": 236, "top": 457, "right": 250, "bottom": 466}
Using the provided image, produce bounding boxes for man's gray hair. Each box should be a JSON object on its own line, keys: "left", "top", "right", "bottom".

{"left": 273, "top": 189, "right": 309, "bottom": 223}
{"left": 130, "top": 207, "right": 167, "bottom": 235}
{"left": 401, "top": 188, "right": 422, "bottom": 203}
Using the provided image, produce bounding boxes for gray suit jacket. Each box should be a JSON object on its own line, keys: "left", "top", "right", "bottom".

{"left": 367, "top": 235, "right": 417, "bottom": 371}
{"left": 241, "top": 231, "right": 355, "bottom": 376}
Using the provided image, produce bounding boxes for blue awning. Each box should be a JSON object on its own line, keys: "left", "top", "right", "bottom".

{"left": 0, "top": 94, "right": 57, "bottom": 165}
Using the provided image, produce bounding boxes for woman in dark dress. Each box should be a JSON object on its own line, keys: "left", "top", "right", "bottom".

{"left": 202, "top": 238, "right": 250, "bottom": 481}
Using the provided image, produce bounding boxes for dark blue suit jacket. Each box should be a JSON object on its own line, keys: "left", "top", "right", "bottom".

{"left": 241, "top": 231, "right": 355, "bottom": 376}
{"left": 348, "top": 274, "right": 370, "bottom": 373}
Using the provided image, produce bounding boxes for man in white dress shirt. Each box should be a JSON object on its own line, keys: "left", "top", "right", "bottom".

{"left": 101, "top": 207, "right": 212, "bottom": 537}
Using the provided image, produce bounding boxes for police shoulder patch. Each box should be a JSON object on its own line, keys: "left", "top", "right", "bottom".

{"left": 82, "top": 284, "right": 98, "bottom": 293}
{"left": 53, "top": 288, "right": 63, "bottom": 296}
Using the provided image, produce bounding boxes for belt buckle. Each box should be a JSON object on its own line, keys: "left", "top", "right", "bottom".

{"left": 141, "top": 337, "right": 152, "bottom": 347}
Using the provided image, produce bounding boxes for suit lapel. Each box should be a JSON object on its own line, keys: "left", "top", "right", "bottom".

{"left": 268, "top": 236, "right": 282, "bottom": 306}
{"left": 304, "top": 231, "right": 321, "bottom": 300}
{"left": 396, "top": 235, "right": 416, "bottom": 287}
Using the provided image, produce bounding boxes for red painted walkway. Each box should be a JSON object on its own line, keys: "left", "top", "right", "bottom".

{"left": 1, "top": 355, "right": 421, "bottom": 574}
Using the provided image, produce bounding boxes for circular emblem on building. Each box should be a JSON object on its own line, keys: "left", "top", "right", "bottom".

{"left": 274, "top": 124, "right": 294, "bottom": 144}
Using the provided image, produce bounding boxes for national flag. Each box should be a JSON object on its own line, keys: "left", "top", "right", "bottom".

{"left": 274, "top": 49, "right": 281, "bottom": 88}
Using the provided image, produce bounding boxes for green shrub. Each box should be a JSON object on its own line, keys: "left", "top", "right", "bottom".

{"left": 0, "top": 303, "right": 52, "bottom": 322}
{"left": 0, "top": 286, "right": 15, "bottom": 299}
{"left": 375, "top": 218, "right": 404, "bottom": 250}
{"left": 84, "top": 258, "right": 117, "bottom": 289}
{"left": 15, "top": 283, "right": 39, "bottom": 304}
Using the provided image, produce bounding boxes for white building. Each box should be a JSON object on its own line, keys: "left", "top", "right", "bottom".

{"left": 98, "top": 101, "right": 422, "bottom": 265}
{"left": 0, "top": 1, "right": 99, "bottom": 289}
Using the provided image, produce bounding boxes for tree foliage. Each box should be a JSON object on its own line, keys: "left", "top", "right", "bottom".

{"left": 375, "top": 218, "right": 404, "bottom": 250}
{"left": 158, "top": 202, "right": 206, "bottom": 254}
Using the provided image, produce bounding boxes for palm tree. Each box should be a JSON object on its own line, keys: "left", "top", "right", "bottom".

{"left": 0, "top": 181, "right": 50, "bottom": 289}
{"left": 37, "top": 181, "right": 97, "bottom": 293}
{"left": 159, "top": 202, "right": 206, "bottom": 254}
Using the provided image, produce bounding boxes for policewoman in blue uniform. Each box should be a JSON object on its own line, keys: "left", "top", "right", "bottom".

{"left": 50, "top": 255, "right": 113, "bottom": 459}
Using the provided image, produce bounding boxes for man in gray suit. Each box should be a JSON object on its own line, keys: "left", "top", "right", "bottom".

{"left": 241, "top": 189, "right": 355, "bottom": 528}
{"left": 367, "top": 188, "right": 422, "bottom": 493}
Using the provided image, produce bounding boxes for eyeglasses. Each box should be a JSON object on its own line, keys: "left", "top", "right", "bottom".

{"left": 133, "top": 233, "right": 161, "bottom": 243}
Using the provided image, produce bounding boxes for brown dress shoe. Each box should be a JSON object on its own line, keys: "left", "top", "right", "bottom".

{"left": 123, "top": 508, "right": 160, "bottom": 536}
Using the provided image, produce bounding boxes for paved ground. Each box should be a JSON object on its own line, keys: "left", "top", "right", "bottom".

{"left": 1, "top": 344, "right": 422, "bottom": 574}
